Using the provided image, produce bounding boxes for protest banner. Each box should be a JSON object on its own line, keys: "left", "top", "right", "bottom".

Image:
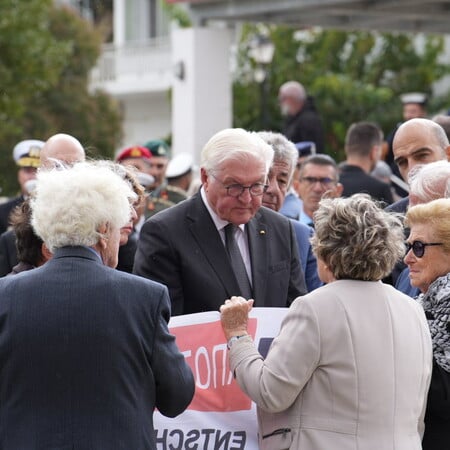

{"left": 154, "top": 307, "right": 288, "bottom": 450}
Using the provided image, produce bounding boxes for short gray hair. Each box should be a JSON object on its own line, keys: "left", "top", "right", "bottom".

{"left": 31, "top": 161, "right": 136, "bottom": 252}
{"left": 409, "top": 160, "right": 450, "bottom": 204}
{"left": 257, "top": 131, "right": 298, "bottom": 186}
{"left": 201, "top": 128, "right": 274, "bottom": 175}
{"left": 312, "top": 194, "right": 404, "bottom": 281}
{"left": 279, "top": 81, "right": 306, "bottom": 102}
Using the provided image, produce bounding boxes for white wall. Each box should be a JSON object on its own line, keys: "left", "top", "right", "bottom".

{"left": 120, "top": 92, "right": 171, "bottom": 149}
{"left": 171, "top": 27, "right": 232, "bottom": 163}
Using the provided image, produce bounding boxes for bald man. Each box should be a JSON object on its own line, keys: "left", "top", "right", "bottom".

{"left": 40, "top": 133, "right": 85, "bottom": 168}
{"left": 278, "top": 81, "right": 325, "bottom": 152}
{"left": 387, "top": 118, "right": 450, "bottom": 214}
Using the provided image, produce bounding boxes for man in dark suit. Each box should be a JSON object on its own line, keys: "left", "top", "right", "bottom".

{"left": 0, "top": 161, "right": 194, "bottom": 449}
{"left": 340, "top": 122, "right": 393, "bottom": 205}
{"left": 134, "top": 128, "right": 307, "bottom": 315}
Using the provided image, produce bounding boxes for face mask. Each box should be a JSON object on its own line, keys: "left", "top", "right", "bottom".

{"left": 280, "top": 103, "right": 291, "bottom": 117}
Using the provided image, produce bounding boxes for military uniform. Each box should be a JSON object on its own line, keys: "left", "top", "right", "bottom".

{"left": 144, "top": 183, "right": 187, "bottom": 219}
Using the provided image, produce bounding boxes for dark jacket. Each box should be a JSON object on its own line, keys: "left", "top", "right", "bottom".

{"left": 0, "top": 195, "right": 23, "bottom": 235}
{"left": 282, "top": 97, "right": 324, "bottom": 152}
{"left": 134, "top": 193, "right": 307, "bottom": 315}
{"left": 0, "top": 230, "right": 18, "bottom": 277}
{"left": 0, "top": 246, "right": 194, "bottom": 449}
{"left": 340, "top": 164, "right": 394, "bottom": 205}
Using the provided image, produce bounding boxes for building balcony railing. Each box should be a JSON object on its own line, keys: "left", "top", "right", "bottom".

{"left": 90, "top": 37, "right": 173, "bottom": 97}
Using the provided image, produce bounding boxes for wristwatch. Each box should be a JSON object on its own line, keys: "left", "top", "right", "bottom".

{"left": 227, "top": 335, "right": 247, "bottom": 350}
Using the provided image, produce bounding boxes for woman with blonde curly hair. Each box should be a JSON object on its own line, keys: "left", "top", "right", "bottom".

{"left": 220, "top": 194, "right": 432, "bottom": 450}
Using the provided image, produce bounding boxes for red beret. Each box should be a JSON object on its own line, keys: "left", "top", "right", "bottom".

{"left": 116, "top": 146, "right": 152, "bottom": 162}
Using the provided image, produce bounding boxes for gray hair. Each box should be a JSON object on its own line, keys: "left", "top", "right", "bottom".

{"left": 408, "top": 160, "right": 450, "bottom": 204}
{"left": 312, "top": 194, "right": 405, "bottom": 281}
{"left": 201, "top": 128, "right": 274, "bottom": 175}
{"left": 257, "top": 131, "right": 298, "bottom": 186}
{"left": 31, "top": 161, "right": 136, "bottom": 252}
{"left": 299, "top": 154, "right": 340, "bottom": 181}
{"left": 279, "top": 81, "right": 306, "bottom": 102}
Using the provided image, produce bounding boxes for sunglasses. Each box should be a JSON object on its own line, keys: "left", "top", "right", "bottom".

{"left": 405, "top": 240, "right": 443, "bottom": 258}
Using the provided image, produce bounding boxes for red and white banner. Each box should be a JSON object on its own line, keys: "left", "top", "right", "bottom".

{"left": 154, "top": 307, "right": 288, "bottom": 450}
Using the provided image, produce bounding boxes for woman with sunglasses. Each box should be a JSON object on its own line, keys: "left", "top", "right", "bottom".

{"left": 405, "top": 198, "right": 450, "bottom": 449}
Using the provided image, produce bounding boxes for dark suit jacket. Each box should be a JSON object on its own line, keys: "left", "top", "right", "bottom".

{"left": 0, "top": 246, "right": 194, "bottom": 449}
{"left": 0, "top": 230, "right": 18, "bottom": 277}
{"left": 340, "top": 164, "right": 393, "bottom": 204}
{"left": 0, "top": 195, "right": 23, "bottom": 235}
{"left": 385, "top": 196, "right": 409, "bottom": 214}
{"left": 291, "top": 219, "right": 322, "bottom": 292}
{"left": 134, "top": 193, "right": 307, "bottom": 315}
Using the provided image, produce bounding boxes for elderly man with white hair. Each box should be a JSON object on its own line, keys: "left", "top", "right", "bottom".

{"left": 0, "top": 161, "right": 194, "bottom": 449}
{"left": 134, "top": 128, "right": 307, "bottom": 315}
{"left": 278, "top": 80, "right": 325, "bottom": 152}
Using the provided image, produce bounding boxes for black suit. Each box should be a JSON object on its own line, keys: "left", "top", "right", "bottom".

{"left": 0, "top": 230, "right": 18, "bottom": 277}
{"left": 0, "top": 195, "right": 23, "bottom": 235}
{"left": 0, "top": 246, "right": 194, "bottom": 449}
{"left": 133, "top": 193, "right": 307, "bottom": 315}
{"left": 340, "top": 164, "right": 393, "bottom": 204}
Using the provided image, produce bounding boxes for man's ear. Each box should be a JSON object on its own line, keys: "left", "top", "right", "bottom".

{"left": 200, "top": 168, "right": 208, "bottom": 189}
{"left": 41, "top": 243, "right": 53, "bottom": 263}
{"left": 334, "top": 182, "right": 344, "bottom": 198}
{"left": 445, "top": 145, "right": 450, "bottom": 162}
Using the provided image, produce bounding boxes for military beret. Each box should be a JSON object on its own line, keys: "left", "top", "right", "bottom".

{"left": 116, "top": 146, "right": 152, "bottom": 162}
{"left": 295, "top": 141, "right": 316, "bottom": 157}
{"left": 400, "top": 92, "right": 427, "bottom": 105}
{"left": 143, "top": 139, "right": 169, "bottom": 158}
{"left": 166, "top": 153, "right": 193, "bottom": 178}
{"left": 13, "top": 139, "right": 44, "bottom": 168}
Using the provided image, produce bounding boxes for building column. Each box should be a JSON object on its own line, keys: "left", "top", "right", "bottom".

{"left": 171, "top": 27, "right": 232, "bottom": 163}
{"left": 113, "top": 0, "right": 126, "bottom": 47}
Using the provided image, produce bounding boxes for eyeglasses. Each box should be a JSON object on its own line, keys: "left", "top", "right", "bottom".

{"left": 300, "top": 176, "right": 337, "bottom": 187}
{"left": 405, "top": 240, "right": 443, "bottom": 258}
{"left": 211, "top": 174, "right": 268, "bottom": 197}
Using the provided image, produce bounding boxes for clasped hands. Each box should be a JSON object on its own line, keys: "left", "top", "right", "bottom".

{"left": 220, "top": 296, "right": 254, "bottom": 341}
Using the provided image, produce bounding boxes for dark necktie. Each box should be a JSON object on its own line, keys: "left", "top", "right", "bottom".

{"left": 224, "top": 223, "right": 253, "bottom": 299}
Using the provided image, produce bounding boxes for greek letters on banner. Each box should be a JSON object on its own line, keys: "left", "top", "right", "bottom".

{"left": 153, "top": 307, "right": 288, "bottom": 450}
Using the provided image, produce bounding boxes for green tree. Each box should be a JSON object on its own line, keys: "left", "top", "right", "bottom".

{"left": 0, "top": 3, "right": 122, "bottom": 196}
{"left": 24, "top": 6, "right": 123, "bottom": 160}
{"left": 233, "top": 25, "right": 450, "bottom": 161}
{"left": 0, "top": 0, "right": 69, "bottom": 194}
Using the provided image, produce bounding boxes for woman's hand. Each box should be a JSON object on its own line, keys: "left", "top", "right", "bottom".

{"left": 220, "top": 296, "right": 254, "bottom": 341}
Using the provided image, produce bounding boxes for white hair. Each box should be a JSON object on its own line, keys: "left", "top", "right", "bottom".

{"left": 201, "top": 128, "right": 274, "bottom": 175}
{"left": 31, "top": 161, "right": 136, "bottom": 252}
{"left": 409, "top": 160, "right": 450, "bottom": 204}
{"left": 257, "top": 131, "right": 298, "bottom": 186}
{"left": 279, "top": 81, "right": 306, "bottom": 102}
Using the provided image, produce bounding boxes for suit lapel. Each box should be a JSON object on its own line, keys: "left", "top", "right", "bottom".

{"left": 186, "top": 195, "right": 241, "bottom": 297}
{"left": 247, "top": 211, "right": 268, "bottom": 305}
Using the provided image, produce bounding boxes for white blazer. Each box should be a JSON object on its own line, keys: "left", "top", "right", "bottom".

{"left": 230, "top": 280, "right": 432, "bottom": 450}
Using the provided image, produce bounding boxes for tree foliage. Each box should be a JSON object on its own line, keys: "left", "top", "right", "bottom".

{"left": 0, "top": 3, "right": 122, "bottom": 196}
{"left": 233, "top": 25, "right": 450, "bottom": 162}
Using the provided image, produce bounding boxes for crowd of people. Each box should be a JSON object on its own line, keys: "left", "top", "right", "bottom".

{"left": 0, "top": 80, "right": 449, "bottom": 449}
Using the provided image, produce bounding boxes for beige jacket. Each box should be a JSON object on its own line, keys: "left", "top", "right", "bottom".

{"left": 230, "top": 280, "right": 432, "bottom": 450}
